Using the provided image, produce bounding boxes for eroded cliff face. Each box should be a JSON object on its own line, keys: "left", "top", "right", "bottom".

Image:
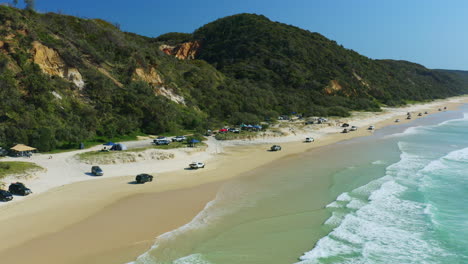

{"left": 133, "top": 67, "right": 163, "bottom": 85}
{"left": 323, "top": 80, "right": 343, "bottom": 95}
{"left": 30, "top": 41, "right": 85, "bottom": 89}
{"left": 159, "top": 41, "right": 201, "bottom": 60}
{"left": 133, "top": 67, "right": 186, "bottom": 105}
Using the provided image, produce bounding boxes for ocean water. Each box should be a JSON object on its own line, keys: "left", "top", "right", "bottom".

{"left": 298, "top": 114, "right": 468, "bottom": 264}
{"left": 130, "top": 108, "right": 468, "bottom": 264}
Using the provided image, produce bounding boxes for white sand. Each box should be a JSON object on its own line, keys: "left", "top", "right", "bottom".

{"left": 0, "top": 96, "right": 466, "bottom": 206}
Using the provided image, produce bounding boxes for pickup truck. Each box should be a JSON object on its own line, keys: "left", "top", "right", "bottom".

{"left": 189, "top": 162, "right": 205, "bottom": 169}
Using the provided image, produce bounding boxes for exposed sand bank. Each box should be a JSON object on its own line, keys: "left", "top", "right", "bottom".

{"left": 0, "top": 96, "right": 467, "bottom": 264}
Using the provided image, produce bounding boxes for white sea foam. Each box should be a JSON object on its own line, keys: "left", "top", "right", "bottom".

{"left": 173, "top": 254, "right": 213, "bottom": 264}
{"left": 297, "top": 123, "right": 468, "bottom": 264}
{"left": 383, "top": 125, "right": 423, "bottom": 139}
{"left": 336, "top": 192, "right": 352, "bottom": 202}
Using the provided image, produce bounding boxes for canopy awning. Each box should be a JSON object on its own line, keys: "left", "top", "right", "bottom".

{"left": 10, "top": 144, "right": 37, "bottom": 152}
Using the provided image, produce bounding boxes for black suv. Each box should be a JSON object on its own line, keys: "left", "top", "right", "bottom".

{"left": 270, "top": 145, "right": 282, "bottom": 151}
{"left": 135, "top": 174, "right": 153, "bottom": 184}
{"left": 0, "top": 190, "right": 13, "bottom": 201}
{"left": 91, "top": 166, "right": 103, "bottom": 176}
{"left": 9, "top": 182, "right": 32, "bottom": 196}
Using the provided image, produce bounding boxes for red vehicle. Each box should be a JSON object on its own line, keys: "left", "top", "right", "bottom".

{"left": 219, "top": 128, "right": 228, "bottom": 133}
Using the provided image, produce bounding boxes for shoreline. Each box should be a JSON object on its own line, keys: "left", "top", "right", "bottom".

{"left": 0, "top": 96, "right": 467, "bottom": 264}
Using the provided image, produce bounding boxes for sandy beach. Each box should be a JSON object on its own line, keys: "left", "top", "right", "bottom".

{"left": 0, "top": 96, "right": 467, "bottom": 264}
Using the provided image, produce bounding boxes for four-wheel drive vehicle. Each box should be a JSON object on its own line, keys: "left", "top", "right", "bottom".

{"left": 189, "top": 162, "right": 205, "bottom": 169}
{"left": 136, "top": 174, "right": 153, "bottom": 184}
{"left": 172, "top": 136, "right": 186, "bottom": 142}
{"left": 305, "top": 137, "right": 314, "bottom": 143}
{"left": 155, "top": 139, "right": 171, "bottom": 145}
{"left": 0, "top": 190, "right": 13, "bottom": 201}
{"left": 8, "top": 182, "right": 32, "bottom": 196}
{"left": 270, "top": 145, "right": 282, "bottom": 151}
{"left": 91, "top": 166, "right": 103, "bottom": 176}
{"left": 0, "top": 147, "right": 8, "bottom": 157}
{"left": 350, "top": 126, "right": 358, "bottom": 131}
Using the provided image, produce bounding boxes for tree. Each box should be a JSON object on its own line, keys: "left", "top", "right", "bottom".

{"left": 24, "top": 0, "right": 35, "bottom": 11}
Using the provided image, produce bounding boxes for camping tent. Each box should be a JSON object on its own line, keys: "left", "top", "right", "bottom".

{"left": 10, "top": 144, "right": 37, "bottom": 157}
{"left": 188, "top": 139, "right": 200, "bottom": 147}
{"left": 103, "top": 142, "right": 115, "bottom": 146}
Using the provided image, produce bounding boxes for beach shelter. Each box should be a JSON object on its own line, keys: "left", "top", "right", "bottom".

{"left": 10, "top": 144, "right": 37, "bottom": 157}
{"left": 188, "top": 139, "right": 200, "bottom": 147}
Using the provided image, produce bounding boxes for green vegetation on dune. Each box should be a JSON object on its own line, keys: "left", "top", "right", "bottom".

{"left": 1, "top": 8, "right": 468, "bottom": 152}
{"left": 0, "top": 161, "right": 43, "bottom": 179}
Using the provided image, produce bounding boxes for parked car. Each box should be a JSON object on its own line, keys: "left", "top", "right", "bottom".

{"left": 305, "top": 137, "right": 314, "bottom": 143}
{"left": 172, "top": 136, "right": 186, "bottom": 142}
{"left": 424, "top": 111, "right": 428, "bottom": 114}
{"left": 342, "top": 123, "right": 350, "bottom": 127}
{"left": 135, "top": 174, "right": 153, "bottom": 184}
{"left": 228, "top": 128, "right": 240, "bottom": 133}
{"left": 8, "top": 182, "right": 32, "bottom": 196}
{"left": 156, "top": 136, "right": 167, "bottom": 140}
{"left": 0, "top": 147, "right": 7, "bottom": 157}
{"left": 395, "top": 119, "right": 400, "bottom": 122}
{"left": 155, "top": 139, "right": 171, "bottom": 145}
{"left": 0, "top": 190, "right": 13, "bottom": 202}
{"left": 407, "top": 115, "right": 412, "bottom": 119}
{"left": 91, "top": 166, "right": 103, "bottom": 176}
{"left": 418, "top": 113, "right": 422, "bottom": 116}
{"left": 342, "top": 129, "right": 349, "bottom": 133}
{"left": 368, "top": 125, "right": 375, "bottom": 130}
{"left": 350, "top": 126, "right": 358, "bottom": 131}
{"left": 270, "top": 145, "right": 282, "bottom": 151}
{"left": 189, "top": 162, "right": 205, "bottom": 169}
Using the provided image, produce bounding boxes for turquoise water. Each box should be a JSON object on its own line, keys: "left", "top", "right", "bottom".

{"left": 131, "top": 108, "right": 468, "bottom": 264}
{"left": 299, "top": 113, "right": 468, "bottom": 264}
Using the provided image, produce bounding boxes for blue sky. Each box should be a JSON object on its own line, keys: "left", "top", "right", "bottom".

{"left": 9, "top": 0, "right": 468, "bottom": 70}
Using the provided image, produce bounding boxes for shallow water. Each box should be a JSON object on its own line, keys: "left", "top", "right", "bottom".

{"left": 131, "top": 108, "right": 468, "bottom": 264}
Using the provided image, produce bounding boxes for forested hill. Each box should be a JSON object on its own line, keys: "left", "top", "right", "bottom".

{"left": 1, "top": 8, "right": 467, "bottom": 151}
{"left": 190, "top": 14, "right": 468, "bottom": 106}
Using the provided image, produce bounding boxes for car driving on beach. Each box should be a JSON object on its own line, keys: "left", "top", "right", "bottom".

{"left": 9, "top": 182, "right": 32, "bottom": 196}
{"left": 270, "top": 145, "right": 282, "bottom": 151}
{"left": 189, "top": 162, "right": 205, "bottom": 169}
{"left": 0, "top": 190, "right": 13, "bottom": 202}
{"left": 91, "top": 166, "right": 103, "bottom": 176}
{"left": 135, "top": 174, "right": 153, "bottom": 184}
{"left": 305, "top": 137, "right": 314, "bottom": 143}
